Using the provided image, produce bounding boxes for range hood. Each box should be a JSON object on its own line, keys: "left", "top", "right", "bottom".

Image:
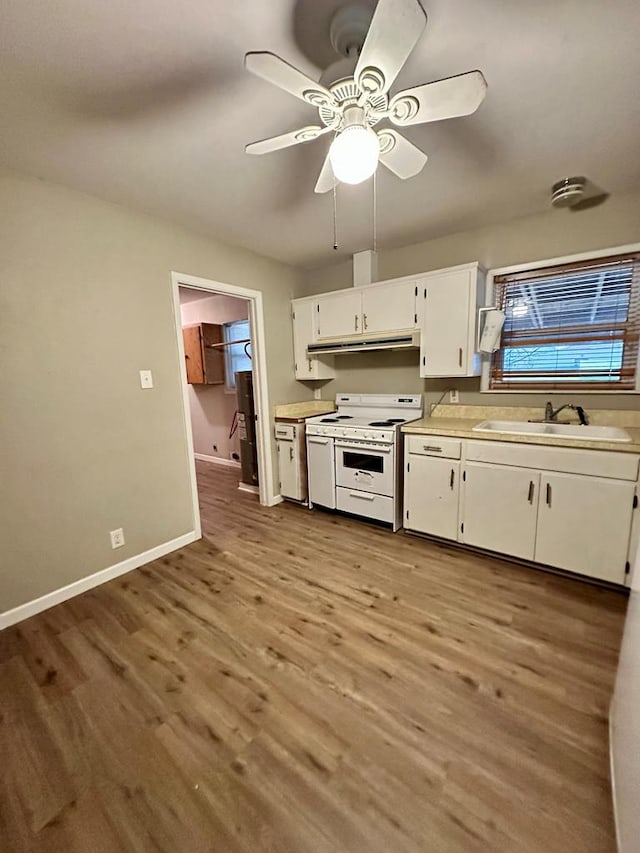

{"left": 308, "top": 331, "right": 420, "bottom": 356}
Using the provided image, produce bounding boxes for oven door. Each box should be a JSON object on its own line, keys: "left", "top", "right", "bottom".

{"left": 335, "top": 440, "right": 395, "bottom": 497}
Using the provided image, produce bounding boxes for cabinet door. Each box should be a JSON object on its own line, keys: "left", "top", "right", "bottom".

{"left": 535, "top": 473, "right": 634, "bottom": 583}
{"left": 362, "top": 281, "right": 417, "bottom": 334}
{"left": 291, "top": 300, "right": 335, "bottom": 380}
{"left": 307, "top": 436, "right": 336, "bottom": 508}
{"left": 420, "top": 269, "right": 473, "bottom": 377}
{"left": 462, "top": 462, "right": 539, "bottom": 560}
{"left": 405, "top": 454, "right": 460, "bottom": 540}
{"left": 201, "top": 323, "right": 225, "bottom": 384}
{"left": 183, "top": 325, "right": 204, "bottom": 384}
{"left": 277, "top": 439, "right": 302, "bottom": 500}
{"left": 316, "top": 291, "right": 362, "bottom": 339}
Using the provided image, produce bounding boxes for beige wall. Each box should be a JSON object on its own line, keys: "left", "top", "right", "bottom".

{"left": 0, "top": 168, "right": 307, "bottom": 614}
{"left": 301, "top": 191, "right": 640, "bottom": 412}
{"left": 179, "top": 292, "right": 248, "bottom": 462}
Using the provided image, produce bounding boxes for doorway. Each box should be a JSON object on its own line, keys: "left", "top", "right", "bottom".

{"left": 171, "top": 272, "right": 275, "bottom": 538}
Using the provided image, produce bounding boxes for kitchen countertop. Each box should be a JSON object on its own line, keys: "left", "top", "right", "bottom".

{"left": 402, "top": 407, "right": 640, "bottom": 454}
{"left": 274, "top": 400, "right": 335, "bottom": 421}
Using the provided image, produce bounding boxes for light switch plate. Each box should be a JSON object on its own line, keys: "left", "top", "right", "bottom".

{"left": 139, "top": 369, "right": 153, "bottom": 389}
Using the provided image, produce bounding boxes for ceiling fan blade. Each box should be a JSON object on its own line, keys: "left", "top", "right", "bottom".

{"left": 245, "top": 52, "right": 335, "bottom": 108}
{"left": 314, "top": 153, "right": 335, "bottom": 194}
{"left": 378, "top": 129, "right": 427, "bottom": 178}
{"left": 389, "top": 70, "right": 487, "bottom": 126}
{"left": 246, "top": 125, "right": 331, "bottom": 155}
{"left": 355, "top": 0, "right": 427, "bottom": 95}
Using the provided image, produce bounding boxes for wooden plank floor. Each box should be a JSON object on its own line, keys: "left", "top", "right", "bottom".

{"left": 0, "top": 461, "right": 627, "bottom": 852}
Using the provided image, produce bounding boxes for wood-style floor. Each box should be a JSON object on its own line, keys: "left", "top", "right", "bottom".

{"left": 0, "top": 462, "right": 627, "bottom": 852}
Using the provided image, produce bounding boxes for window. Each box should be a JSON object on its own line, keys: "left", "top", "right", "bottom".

{"left": 489, "top": 252, "right": 640, "bottom": 391}
{"left": 223, "top": 319, "right": 252, "bottom": 390}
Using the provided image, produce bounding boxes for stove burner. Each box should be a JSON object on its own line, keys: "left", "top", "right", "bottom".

{"left": 386, "top": 418, "right": 405, "bottom": 423}
{"left": 336, "top": 415, "right": 352, "bottom": 419}
{"left": 321, "top": 418, "right": 339, "bottom": 423}
{"left": 369, "top": 420, "right": 395, "bottom": 427}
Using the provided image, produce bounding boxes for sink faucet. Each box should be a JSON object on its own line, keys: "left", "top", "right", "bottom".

{"left": 541, "top": 401, "right": 590, "bottom": 426}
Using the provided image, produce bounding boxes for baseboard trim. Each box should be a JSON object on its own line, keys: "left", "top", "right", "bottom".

{"left": 238, "top": 482, "right": 260, "bottom": 495}
{"left": 0, "top": 530, "right": 200, "bottom": 631}
{"left": 194, "top": 453, "right": 241, "bottom": 468}
{"left": 267, "top": 495, "right": 284, "bottom": 506}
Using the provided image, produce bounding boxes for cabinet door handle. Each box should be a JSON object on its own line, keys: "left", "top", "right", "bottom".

{"left": 289, "top": 446, "right": 294, "bottom": 461}
{"left": 307, "top": 358, "right": 312, "bottom": 372}
{"left": 450, "top": 468, "right": 455, "bottom": 490}
{"left": 546, "top": 482, "right": 552, "bottom": 507}
{"left": 355, "top": 314, "right": 359, "bottom": 332}
{"left": 527, "top": 480, "right": 535, "bottom": 503}
{"left": 363, "top": 313, "right": 368, "bottom": 330}
{"left": 458, "top": 347, "right": 463, "bottom": 368}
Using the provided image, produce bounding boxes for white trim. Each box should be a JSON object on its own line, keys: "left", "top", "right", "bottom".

{"left": 238, "top": 482, "right": 260, "bottom": 495}
{"left": 481, "top": 242, "right": 640, "bottom": 393}
{"left": 194, "top": 452, "right": 241, "bottom": 468}
{"left": 171, "top": 273, "right": 276, "bottom": 531}
{"left": 0, "top": 531, "right": 199, "bottom": 630}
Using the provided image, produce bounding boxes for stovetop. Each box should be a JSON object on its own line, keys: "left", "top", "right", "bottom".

{"left": 305, "top": 393, "right": 423, "bottom": 442}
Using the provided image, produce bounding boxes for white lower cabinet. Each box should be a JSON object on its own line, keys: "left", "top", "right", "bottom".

{"left": 462, "top": 463, "right": 539, "bottom": 561}
{"left": 405, "top": 455, "right": 460, "bottom": 540}
{"left": 535, "top": 472, "right": 634, "bottom": 584}
{"left": 403, "top": 435, "right": 639, "bottom": 584}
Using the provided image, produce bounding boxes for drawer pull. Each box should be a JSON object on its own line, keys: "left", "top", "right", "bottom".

{"left": 450, "top": 468, "right": 455, "bottom": 490}
{"left": 546, "top": 483, "right": 552, "bottom": 507}
{"left": 527, "top": 480, "right": 535, "bottom": 503}
{"left": 423, "top": 445, "right": 443, "bottom": 453}
{"left": 350, "top": 492, "right": 375, "bottom": 501}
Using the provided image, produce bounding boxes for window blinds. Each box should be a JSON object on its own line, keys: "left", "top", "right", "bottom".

{"left": 489, "top": 253, "right": 640, "bottom": 390}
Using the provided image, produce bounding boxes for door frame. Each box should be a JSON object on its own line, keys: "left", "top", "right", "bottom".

{"left": 170, "top": 271, "right": 276, "bottom": 536}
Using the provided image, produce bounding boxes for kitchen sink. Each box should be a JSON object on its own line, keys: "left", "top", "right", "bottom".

{"left": 472, "top": 420, "right": 632, "bottom": 443}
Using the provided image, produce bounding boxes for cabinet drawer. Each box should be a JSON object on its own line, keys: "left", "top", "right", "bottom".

{"left": 407, "top": 435, "right": 462, "bottom": 459}
{"left": 336, "top": 488, "right": 394, "bottom": 523}
{"left": 466, "top": 440, "right": 639, "bottom": 481}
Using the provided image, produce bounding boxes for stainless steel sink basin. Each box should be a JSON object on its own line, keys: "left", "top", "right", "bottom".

{"left": 472, "top": 420, "right": 632, "bottom": 443}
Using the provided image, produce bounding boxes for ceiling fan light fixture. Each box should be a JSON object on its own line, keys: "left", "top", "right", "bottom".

{"left": 329, "top": 124, "right": 379, "bottom": 185}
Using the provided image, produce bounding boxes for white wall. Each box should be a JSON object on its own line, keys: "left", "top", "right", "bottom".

{"left": 179, "top": 292, "right": 248, "bottom": 462}
{"left": 0, "top": 167, "right": 308, "bottom": 616}
{"left": 299, "top": 191, "right": 640, "bottom": 412}
{"left": 611, "top": 555, "right": 640, "bottom": 852}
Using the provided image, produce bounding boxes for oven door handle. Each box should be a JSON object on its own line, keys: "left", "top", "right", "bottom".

{"left": 334, "top": 441, "right": 392, "bottom": 453}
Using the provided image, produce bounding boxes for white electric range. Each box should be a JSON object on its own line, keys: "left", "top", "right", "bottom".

{"left": 305, "top": 393, "right": 423, "bottom": 530}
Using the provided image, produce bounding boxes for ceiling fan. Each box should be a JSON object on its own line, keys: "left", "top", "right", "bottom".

{"left": 244, "top": 0, "right": 487, "bottom": 193}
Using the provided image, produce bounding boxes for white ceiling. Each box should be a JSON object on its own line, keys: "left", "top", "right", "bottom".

{"left": 2, "top": 1, "right": 639, "bottom": 268}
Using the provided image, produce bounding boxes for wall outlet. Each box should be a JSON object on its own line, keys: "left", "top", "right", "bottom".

{"left": 110, "top": 528, "right": 125, "bottom": 549}
{"left": 449, "top": 389, "right": 459, "bottom": 403}
{"left": 139, "top": 369, "right": 153, "bottom": 389}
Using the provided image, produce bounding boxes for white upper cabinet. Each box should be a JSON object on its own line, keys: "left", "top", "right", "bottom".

{"left": 361, "top": 280, "right": 417, "bottom": 335}
{"left": 291, "top": 299, "right": 335, "bottom": 380}
{"left": 535, "top": 472, "right": 634, "bottom": 584}
{"left": 316, "top": 290, "right": 363, "bottom": 340}
{"left": 419, "top": 265, "right": 485, "bottom": 377}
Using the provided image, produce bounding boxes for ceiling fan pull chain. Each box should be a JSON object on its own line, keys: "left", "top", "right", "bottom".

{"left": 332, "top": 179, "right": 339, "bottom": 251}
{"left": 373, "top": 169, "right": 378, "bottom": 253}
